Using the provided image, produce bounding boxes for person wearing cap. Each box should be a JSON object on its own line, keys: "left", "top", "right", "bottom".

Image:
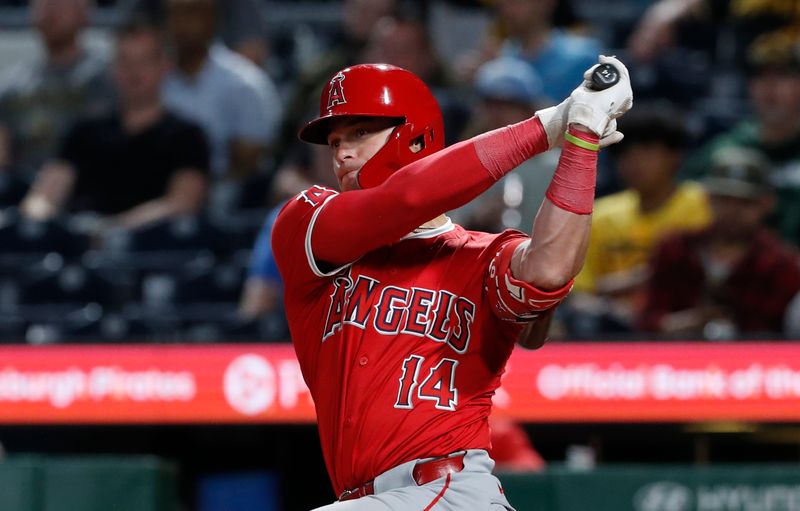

{"left": 565, "top": 106, "right": 712, "bottom": 338}
{"left": 452, "top": 57, "right": 559, "bottom": 234}
{"left": 682, "top": 35, "right": 800, "bottom": 245}
{"left": 639, "top": 147, "right": 800, "bottom": 339}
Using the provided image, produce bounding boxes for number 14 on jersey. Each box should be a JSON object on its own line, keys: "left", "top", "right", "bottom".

{"left": 394, "top": 355, "right": 459, "bottom": 411}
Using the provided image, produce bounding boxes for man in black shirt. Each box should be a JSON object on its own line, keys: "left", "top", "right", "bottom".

{"left": 21, "top": 19, "right": 209, "bottom": 233}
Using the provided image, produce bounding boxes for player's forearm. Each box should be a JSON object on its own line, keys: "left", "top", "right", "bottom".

{"left": 511, "top": 127, "right": 598, "bottom": 289}
{"left": 514, "top": 202, "right": 591, "bottom": 289}
{"left": 313, "top": 117, "right": 549, "bottom": 264}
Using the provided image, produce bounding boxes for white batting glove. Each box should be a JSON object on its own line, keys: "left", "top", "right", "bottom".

{"left": 536, "top": 99, "right": 624, "bottom": 150}
{"left": 567, "top": 55, "right": 633, "bottom": 137}
{"left": 535, "top": 98, "right": 570, "bottom": 150}
{"left": 600, "top": 119, "right": 625, "bottom": 148}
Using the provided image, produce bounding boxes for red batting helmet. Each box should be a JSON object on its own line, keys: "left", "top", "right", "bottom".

{"left": 298, "top": 63, "right": 445, "bottom": 188}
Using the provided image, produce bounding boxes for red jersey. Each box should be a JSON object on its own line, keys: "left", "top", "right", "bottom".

{"left": 272, "top": 186, "right": 528, "bottom": 495}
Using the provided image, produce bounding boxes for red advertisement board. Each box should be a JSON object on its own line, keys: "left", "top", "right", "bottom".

{"left": 0, "top": 343, "right": 798, "bottom": 424}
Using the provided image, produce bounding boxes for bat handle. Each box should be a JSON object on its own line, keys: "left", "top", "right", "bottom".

{"left": 589, "top": 63, "right": 620, "bottom": 91}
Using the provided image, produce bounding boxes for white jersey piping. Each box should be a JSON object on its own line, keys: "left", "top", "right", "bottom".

{"left": 401, "top": 217, "right": 455, "bottom": 240}
{"left": 305, "top": 194, "right": 353, "bottom": 277}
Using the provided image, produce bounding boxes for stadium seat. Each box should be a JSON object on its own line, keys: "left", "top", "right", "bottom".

{"left": 19, "top": 262, "right": 120, "bottom": 306}
{"left": 0, "top": 210, "right": 89, "bottom": 274}
{"left": 0, "top": 313, "right": 25, "bottom": 342}
{"left": 127, "top": 216, "right": 231, "bottom": 254}
{"left": 0, "top": 173, "right": 28, "bottom": 207}
{"left": 174, "top": 262, "right": 245, "bottom": 305}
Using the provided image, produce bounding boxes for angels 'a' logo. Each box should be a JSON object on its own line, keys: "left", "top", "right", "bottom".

{"left": 327, "top": 72, "right": 347, "bottom": 109}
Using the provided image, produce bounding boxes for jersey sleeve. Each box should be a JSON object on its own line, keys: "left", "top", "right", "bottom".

{"left": 271, "top": 186, "right": 349, "bottom": 286}
{"left": 486, "top": 233, "right": 573, "bottom": 321}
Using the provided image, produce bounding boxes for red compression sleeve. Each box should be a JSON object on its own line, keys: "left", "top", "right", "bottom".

{"left": 313, "top": 117, "right": 549, "bottom": 265}
{"left": 544, "top": 128, "right": 599, "bottom": 215}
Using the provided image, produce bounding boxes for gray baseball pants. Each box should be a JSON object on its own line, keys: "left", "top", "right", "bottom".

{"left": 311, "top": 450, "right": 516, "bottom": 511}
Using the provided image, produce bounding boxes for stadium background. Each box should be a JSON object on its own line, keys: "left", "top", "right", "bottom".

{"left": 1, "top": 0, "right": 800, "bottom": 510}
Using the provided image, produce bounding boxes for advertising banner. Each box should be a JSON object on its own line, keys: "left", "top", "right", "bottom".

{"left": 0, "top": 343, "right": 799, "bottom": 423}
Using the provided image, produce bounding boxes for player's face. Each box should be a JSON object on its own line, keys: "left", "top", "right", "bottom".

{"left": 327, "top": 117, "right": 398, "bottom": 191}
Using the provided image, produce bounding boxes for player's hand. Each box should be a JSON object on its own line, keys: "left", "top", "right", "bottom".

{"left": 535, "top": 98, "right": 570, "bottom": 150}
{"left": 599, "top": 119, "right": 624, "bottom": 148}
{"left": 567, "top": 55, "right": 633, "bottom": 137}
{"left": 537, "top": 100, "right": 624, "bottom": 150}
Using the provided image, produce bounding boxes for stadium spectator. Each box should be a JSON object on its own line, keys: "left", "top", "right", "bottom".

{"left": 361, "top": 14, "right": 447, "bottom": 91}
{"left": 239, "top": 143, "right": 336, "bottom": 323}
{"left": 163, "top": 0, "right": 281, "bottom": 180}
{"left": 276, "top": 0, "right": 396, "bottom": 159}
{"left": 0, "top": 0, "right": 115, "bottom": 180}
{"left": 20, "top": 19, "right": 209, "bottom": 236}
{"left": 269, "top": 143, "right": 336, "bottom": 205}
{"left": 128, "top": 0, "right": 270, "bottom": 68}
{"left": 640, "top": 147, "right": 800, "bottom": 340}
{"left": 625, "top": 0, "right": 800, "bottom": 110}
{"left": 0, "top": 125, "right": 28, "bottom": 207}
{"left": 360, "top": 13, "right": 469, "bottom": 146}
{"left": 627, "top": 0, "right": 800, "bottom": 65}
{"left": 455, "top": 0, "right": 602, "bottom": 103}
{"left": 452, "top": 57, "right": 558, "bottom": 233}
{"left": 682, "top": 36, "right": 800, "bottom": 246}
{"left": 565, "top": 106, "right": 712, "bottom": 337}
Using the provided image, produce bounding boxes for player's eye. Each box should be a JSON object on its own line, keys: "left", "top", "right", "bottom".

{"left": 356, "top": 128, "right": 368, "bottom": 137}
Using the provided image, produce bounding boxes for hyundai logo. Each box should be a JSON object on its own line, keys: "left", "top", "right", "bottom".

{"left": 634, "top": 482, "right": 693, "bottom": 511}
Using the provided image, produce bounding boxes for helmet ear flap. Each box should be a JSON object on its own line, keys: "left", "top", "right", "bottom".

{"left": 356, "top": 125, "right": 405, "bottom": 189}
{"left": 409, "top": 124, "right": 440, "bottom": 156}
{"left": 356, "top": 123, "right": 443, "bottom": 189}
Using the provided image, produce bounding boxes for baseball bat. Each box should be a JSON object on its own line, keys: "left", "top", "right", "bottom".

{"left": 589, "top": 63, "right": 620, "bottom": 91}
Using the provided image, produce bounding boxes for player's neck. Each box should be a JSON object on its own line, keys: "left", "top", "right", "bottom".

{"left": 413, "top": 214, "right": 448, "bottom": 233}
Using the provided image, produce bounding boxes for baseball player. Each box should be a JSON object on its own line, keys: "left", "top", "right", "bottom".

{"left": 272, "top": 56, "right": 632, "bottom": 510}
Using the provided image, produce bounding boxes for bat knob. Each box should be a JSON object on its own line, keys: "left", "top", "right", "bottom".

{"left": 590, "top": 63, "right": 620, "bottom": 91}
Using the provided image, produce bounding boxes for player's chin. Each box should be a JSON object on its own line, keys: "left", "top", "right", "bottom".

{"left": 339, "top": 171, "right": 360, "bottom": 192}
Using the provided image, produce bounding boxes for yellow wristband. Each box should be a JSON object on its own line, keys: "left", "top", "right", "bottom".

{"left": 564, "top": 131, "right": 600, "bottom": 151}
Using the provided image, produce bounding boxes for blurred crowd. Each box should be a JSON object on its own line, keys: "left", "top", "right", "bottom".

{"left": 0, "top": 0, "right": 799, "bottom": 344}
